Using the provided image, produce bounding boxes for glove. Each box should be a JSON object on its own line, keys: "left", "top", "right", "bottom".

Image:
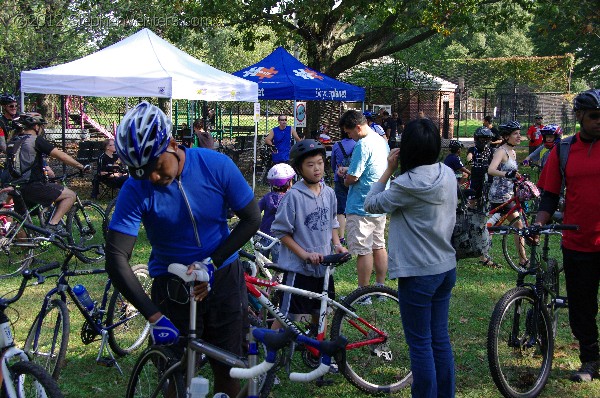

{"left": 150, "top": 315, "right": 179, "bottom": 345}
{"left": 522, "top": 159, "right": 530, "bottom": 166}
{"left": 191, "top": 257, "right": 215, "bottom": 290}
{"left": 505, "top": 170, "right": 517, "bottom": 179}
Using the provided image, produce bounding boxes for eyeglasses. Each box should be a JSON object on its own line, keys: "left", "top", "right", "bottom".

{"left": 6, "top": 104, "right": 17, "bottom": 108}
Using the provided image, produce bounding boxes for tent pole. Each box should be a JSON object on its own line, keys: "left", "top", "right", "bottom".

{"left": 61, "top": 96, "right": 67, "bottom": 174}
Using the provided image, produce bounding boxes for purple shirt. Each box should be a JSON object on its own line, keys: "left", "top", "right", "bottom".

{"left": 330, "top": 138, "right": 356, "bottom": 182}
{"left": 258, "top": 191, "right": 285, "bottom": 234}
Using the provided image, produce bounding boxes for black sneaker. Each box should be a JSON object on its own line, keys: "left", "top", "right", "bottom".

{"left": 46, "top": 223, "right": 69, "bottom": 237}
{"left": 570, "top": 361, "right": 600, "bottom": 382}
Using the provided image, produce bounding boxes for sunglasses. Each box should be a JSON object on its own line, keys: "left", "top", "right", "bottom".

{"left": 6, "top": 104, "right": 17, "bottom": 108}
{"left": 588, "top": 112, "right": 600, "bottom": 120}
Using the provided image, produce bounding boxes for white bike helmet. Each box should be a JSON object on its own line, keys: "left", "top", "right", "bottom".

{"left": 115, "top": 102, "right": 172, "bottom": 179}
{"left": 267, "top": 163, "right": 296, "bottom": 187}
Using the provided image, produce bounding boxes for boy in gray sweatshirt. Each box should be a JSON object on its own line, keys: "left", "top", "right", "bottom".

{"left": 270, "top": 139, "right": 348, "bottom": 328}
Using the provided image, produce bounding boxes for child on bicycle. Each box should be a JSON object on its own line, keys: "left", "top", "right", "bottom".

{"left": 444, "top": 140, "right": 471, "bottom": 184}
{"left": 522, "top": 124, "right": 562, "bottom": 170}
{"left": 258, "top": 163, "right": 296, "bottom": 262}
{"left": 270, "top": 139, "right": 348, "bottom": 331}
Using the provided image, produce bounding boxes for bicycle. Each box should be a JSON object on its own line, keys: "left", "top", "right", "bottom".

{"left": 0, "top": 171, "right": 106, "bottom": 279}
{"left": 22, "top": 233, "right": 150, "bottom": 380}
{"left": 1, "top": 263, "right": 64, "bottom": 398}
{"left": 486, "top": 223, "right": 578, "bottom": 398}
{"left": 244, "top": 253, "right": 411, "bottom": 395}
{"left": 485, "top": 176, "right": 540, "bottom": 272}
{"left": 125, "top": 263, "right": 347, "bottom": 398}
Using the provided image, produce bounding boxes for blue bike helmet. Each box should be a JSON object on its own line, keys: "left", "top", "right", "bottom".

{"left": 573, "top": 89, "right": 600, "bottom": 111}
{"left": 115, "top": 101, "right": 172, "bottom": 179}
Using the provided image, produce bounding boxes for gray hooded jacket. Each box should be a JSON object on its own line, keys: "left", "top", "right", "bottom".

{"left": 364, "top": 163, "right": 457, "bottom": 278}
{"left": 270, "top": 180, "right": 339, "bottom": 277}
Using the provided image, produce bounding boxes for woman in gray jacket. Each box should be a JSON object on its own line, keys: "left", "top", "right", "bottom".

{"left": 364, "top": 118, "right": 457, "bottom": 398}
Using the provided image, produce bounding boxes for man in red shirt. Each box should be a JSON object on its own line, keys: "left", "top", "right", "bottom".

{"left": 536, "top": 89, "right": 600, "bottom": 382}
{"left": 526, "top": 114, "right": 544, "bottom": 154}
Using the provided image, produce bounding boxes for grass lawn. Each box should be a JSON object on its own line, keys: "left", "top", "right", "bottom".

{"left": 3, "top": 143, "right": 598, "bottom": 398}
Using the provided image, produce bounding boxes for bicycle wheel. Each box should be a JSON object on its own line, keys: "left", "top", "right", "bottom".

{"left": 0, "top": 210, "right": 38, "bottom": 279}
{"left": 24, "top": 299, "right": 70, "bottom": 380}
{"left": 126, "top": 346, "right": 185, "bottom": 398}
{"left": 502, "top": 216, "right": 531, "bottom": 273}
{"left": 66, "top": 200, "right": 105, "bottom": 262}
{"left": 107, "top": 264, "right": 151, "bottom": 356}
{"left": 487, "top": 287, "right": 554, "bottom": 398}
{"left": 1, "top": 361, "right": 64, "bottom": 398}
{"left": 330, "top": 285, "right": 411, "bottom": 394}
{"left": 544, "top": 258, "right": 561, "bottom": 338}
{"left": 102, "top": 197, "right": 117, "bottom": 240}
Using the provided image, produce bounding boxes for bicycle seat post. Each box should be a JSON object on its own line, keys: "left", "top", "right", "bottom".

{"left": 186, "top": 282, "right": 198, "bottom": 390}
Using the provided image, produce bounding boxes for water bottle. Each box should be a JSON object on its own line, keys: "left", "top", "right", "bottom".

{"left": 486, "top": 212, "right": 501, "bottom": 228}
{"left": 0, "top": 321, "right": 14, "bottom": 347}
{"left": 188, "top": 376, "right": 209, "bottom": 398}
{"left": 73, "top": 284, "right": 95, "bottom": 312}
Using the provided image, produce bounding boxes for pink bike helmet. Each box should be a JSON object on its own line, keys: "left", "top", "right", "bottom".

{"left": 267, "top": 163, "right": 296, "bottom": 187}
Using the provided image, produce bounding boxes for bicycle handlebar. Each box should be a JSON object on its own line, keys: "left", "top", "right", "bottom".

{"left": 304, "top": 252, "right": 352, "bottom": 266}
{"left": 0, "top": 262, "right": 60, "bottom": 307}
{"left": 488, "top": 224, "right": 579, "bottom": 234}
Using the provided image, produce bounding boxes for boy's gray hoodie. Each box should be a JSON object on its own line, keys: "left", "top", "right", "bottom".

{"left": 364, "top": 163, "right": 457, "bottom": 278}
{"left": 270, "top": 180, "right": 339, "bottom": 278}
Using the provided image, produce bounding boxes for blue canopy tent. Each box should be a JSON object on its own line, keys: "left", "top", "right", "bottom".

{"left": 233, "top": 46, "right": 365, "bottom": 102}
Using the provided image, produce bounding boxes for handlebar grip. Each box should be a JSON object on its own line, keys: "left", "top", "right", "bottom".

{"left": 167, "top": 263, "right": 209, "bottom": 283}
{"left": 229, "top": 360, "right": 274, "bottom": 379}
{"left": 552, "top": 224, "right": 578, "bottom": 231}
{"left": 32, "top": 262, "right": 61, "bottom": 275}
{"left": 289, "top": 363, "right": 330, "bottom": 382}
{"left": 488, "top": 226, "right": 510, "bottom": 233}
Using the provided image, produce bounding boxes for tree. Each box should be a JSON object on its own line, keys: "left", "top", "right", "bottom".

{"left": 193, "top": 0, "right": 536, "bottom": 77}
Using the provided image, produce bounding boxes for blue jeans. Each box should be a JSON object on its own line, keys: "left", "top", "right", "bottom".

{"left": 397, "top": 269, "right": 456, "bottom": 398}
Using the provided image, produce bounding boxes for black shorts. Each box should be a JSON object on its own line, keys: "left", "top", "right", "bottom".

{"left": 278, "top": 271, "right": 335, "bottom": 317}
{"left": 15, "top": 182, "right": 64, "bottom": 214}
{"left": 150, "top": 258, "right": 247, "bottom": 358}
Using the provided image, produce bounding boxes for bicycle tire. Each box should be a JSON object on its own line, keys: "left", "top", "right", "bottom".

{"left": 0, "top": 210, "right": 37, "bottom": 279}
{"left": 102, "top": 198, "right": 117, "bottom": 241}
{"left": 66, "top": 200, "right": 105, "bottom": 262}
{"left": 487, "top": 287, "right": 554, "bottom": 398}
{"left": 1, "top": 360, "right": 64, "bottom": 398}
{"left": 544, "top": 258, "right": 561, "bottom": 338}
{"left": 24, "top": 299, "right": 70, "bottom": 380}
{"left": 502, "top": 216, "right": 531, "bottom": 273}
{"left": 126, "top": 346, "right": 185, "bottom": 398}
{"left": 329, "top": 285, "right": 411, "bottom": 394}
{"left": 107, "top": 264, "right": 151, "bottom": 356}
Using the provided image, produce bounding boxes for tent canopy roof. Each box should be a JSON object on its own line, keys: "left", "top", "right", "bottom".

{"left": 233, "top": 47, "right": 365, "bottom": 101}
{"left": 21, "top": 28, "right": 258, "bottom": 102}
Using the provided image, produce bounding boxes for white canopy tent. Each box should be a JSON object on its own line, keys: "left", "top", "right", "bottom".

{"left": 20, "top": 28, "right": 258, "bottom": 101}
{"left": 21, "top": 28, "right": 263, "bottom": 188}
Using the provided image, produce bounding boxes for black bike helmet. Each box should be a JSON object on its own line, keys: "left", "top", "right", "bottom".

{"left": 573, "top": 89, "right": 600, "bottom": 111}
{"left": 17, "top": 112, "right": 47, "bottom": 127}
{"left": 0, "top": 94, "right": 17, "bottom": 105}
{"left": 289, "top": 139, "right": 326, "bottom": 169}
{"left": 499, "top": 121, "right": 521, "bottom": 134}
{"left": 474, "top": 126, "right": 493, "bottom": 139}
{"left": 448, "top": 140, "right": 463, "bottom": 150}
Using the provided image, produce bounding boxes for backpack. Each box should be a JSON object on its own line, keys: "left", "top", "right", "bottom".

{"left": 6, "top": 135, "right": 34, "bottom": 179}
{"left": 337, "top": 142, "right": 352, "bottom": 167}
{"left": 555, "top": 135, "right": 575, "bottom": 193}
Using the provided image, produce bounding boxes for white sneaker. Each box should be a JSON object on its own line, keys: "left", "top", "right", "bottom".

{"left": 357, "top": 296, "right": 372, "bottom": 305}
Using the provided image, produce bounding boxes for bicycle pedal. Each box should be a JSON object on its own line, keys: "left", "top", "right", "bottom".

{"left": 97, "top": 357, "right": 116, "bottom": 367}
{"left": 314, "top": 377, "right": 335, "bottom": 387}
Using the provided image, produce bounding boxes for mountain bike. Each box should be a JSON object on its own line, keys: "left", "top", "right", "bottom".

{"left": 0, "top": 172, "right": 105, "bottom": 279}
{"left": 1, "top": 263, "right": 64, "bottom": 398}
{"left": 245, "top": 253, "right": 410, "bottom": 395}
{"left": 485, "top": 176, "right": 540, "bottom": 272}
{"left": 487, "top": 223, "right": 578, "bottom": 398}
{"left": 23, "top": 234, "right": 150, "bottom": 380}
{"left": 125, "top": 263, "right": 347, "bottom": 398}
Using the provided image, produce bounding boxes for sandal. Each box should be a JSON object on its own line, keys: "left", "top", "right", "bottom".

{"left": 480, "top": 257, "right": 501, "bottom": 269}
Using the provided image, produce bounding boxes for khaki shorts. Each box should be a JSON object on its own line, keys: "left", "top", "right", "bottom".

{"left": 345, "top": 214, "right": 387, "bottom": 256}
